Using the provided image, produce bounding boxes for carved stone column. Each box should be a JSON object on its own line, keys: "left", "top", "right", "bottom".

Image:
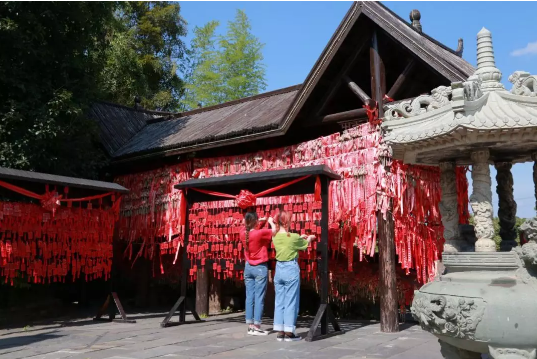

{"left": 439, "top": 162, "right": 463, "bottom": 252}
{"left": 470, "top": 150, "right": 496, "bottom": 252}
{"left": 531, "top": 153, "right": 537, "bottom": 215}
{"left": 495, "top": 162, "right": 517, "bottom": 251}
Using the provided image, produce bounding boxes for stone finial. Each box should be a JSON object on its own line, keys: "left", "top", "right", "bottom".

{"left": 409, "top": 10, "right": 422, "bottom": 33}
{"left": 473, "top": 27, "right": 504, "bottom": 92}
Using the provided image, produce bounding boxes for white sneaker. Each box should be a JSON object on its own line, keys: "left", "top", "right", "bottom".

{"left": 248, "top": 327, "right": 269, "bottom": 336}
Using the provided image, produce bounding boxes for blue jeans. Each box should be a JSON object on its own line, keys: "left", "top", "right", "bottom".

{"left": 244, "top": 262, "right": 268, "bottom": 325}
{"left": 273, "top": 260, "right": 300, "bottom": 333}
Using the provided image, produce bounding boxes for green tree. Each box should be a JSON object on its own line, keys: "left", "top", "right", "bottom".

{"left": 183, "top": 9, "right": 266, "bottom": 110}
{"left": 0, "top": 2, "right": 116, "bottom": 178}
{"left": 100, "top": 2, "right": 188, "bottom": 111}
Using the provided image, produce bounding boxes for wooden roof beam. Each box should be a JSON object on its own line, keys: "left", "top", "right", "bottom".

{"left": 343, "top": 75, "right": 371, "bottom": 104}
{"left": 319, "top": 108, "right": 367, "bottom": 123}
{"left": 386, "top": 60, "right": 415, "bottom": 101}
{"left": 314, "top": 36, "right": 370, "bottom": 117}
{"left": 370, "top": 29, "right": 386, "bottom": 117}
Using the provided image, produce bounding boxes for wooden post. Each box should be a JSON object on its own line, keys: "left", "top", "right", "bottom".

{"left": 370, "top": 28, "right": 399, "bottom": 333}
{"left": 179, "top": 200, "right": 191, "bottom": 323}
{"left": 196, "top": 269, "right": 209, "bottom": 317}
{"left": 208, "top": 271, "right": 222, "bottom": 315}
{"left": 320, "top": 176, "right": 330, "bottom": 335}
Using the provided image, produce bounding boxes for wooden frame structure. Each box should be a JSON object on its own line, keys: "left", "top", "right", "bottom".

{"left": 161, "top": 165, "right": 342, "bottom": 341}
{"left": 0, "top": 166, "right": 134, "bottom": 324}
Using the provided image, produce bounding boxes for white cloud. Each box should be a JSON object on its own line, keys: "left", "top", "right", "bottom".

{"left": 511, "top": 41, "right": 537, "bottom": 56}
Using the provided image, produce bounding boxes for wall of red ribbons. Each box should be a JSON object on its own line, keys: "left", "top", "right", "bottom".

{"left": 0, "top": 201, "right": 118, "bottom": 285}
{"left": 114, "top": 123, "right": 470, "bottom": 305}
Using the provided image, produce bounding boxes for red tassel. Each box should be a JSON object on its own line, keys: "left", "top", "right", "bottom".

{"left": 314, "top": 176, "right": 321, "bottom": 202}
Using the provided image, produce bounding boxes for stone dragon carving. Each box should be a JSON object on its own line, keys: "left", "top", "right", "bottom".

{"left": 411, "top": 293, "right": 485, "bottom": 340}
{"left": 515, "top": 217, "right": 537, "bottom": 268}
{"left": 495, "top": 162, "right": 518, "bottom": 251}
{"left": 384, "top": 85, "right": 452, "bottom": 121}
{"left": 470, "top": 150, "right": 496, "bottom": 252}
{"left": 509, "top": 71, "right": 537, "bottom": 97}
{"left": 439, "top": 162, "right": 462, "bottom": 252}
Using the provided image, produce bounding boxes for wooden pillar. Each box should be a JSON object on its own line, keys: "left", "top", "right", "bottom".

{"left": 371, "top": 28, "right": 399, "bottom": 333}
{"left": 196, "top": 269, "right": 209, "bottom": 316}
{"left": 179, "top": 200, "right": 192, "bottom": 322}
{"left": 320, "top": 176, "right": 330, "bottom": 335}
{"left": 208, "top": 271, "right": 222, "bottom": 315}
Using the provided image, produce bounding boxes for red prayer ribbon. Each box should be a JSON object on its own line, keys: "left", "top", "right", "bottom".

{"left": 189, "top": 175, "right": 319, "bottom": 209}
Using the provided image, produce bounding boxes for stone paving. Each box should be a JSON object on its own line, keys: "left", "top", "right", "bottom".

{"left": 0, "top": 311, "right": 454, "bottom": 359}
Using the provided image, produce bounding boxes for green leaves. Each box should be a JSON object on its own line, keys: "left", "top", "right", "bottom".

{"left": 99, "top": 2, "right": 188, "bottom": 111}
{"left": 0, "top": 2, "right": 113, "bottom": 178}
{"left": 182, "top": 9, "right": 266, "bottom": 111}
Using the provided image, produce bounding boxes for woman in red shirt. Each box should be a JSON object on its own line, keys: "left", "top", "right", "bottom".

{"left": 240, "top": 211, "right": 276, "bottom": 335}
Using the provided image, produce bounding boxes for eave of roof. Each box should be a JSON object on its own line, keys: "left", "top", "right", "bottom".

{"left": 0, "top": 166, "right": 129, "bottom": 193}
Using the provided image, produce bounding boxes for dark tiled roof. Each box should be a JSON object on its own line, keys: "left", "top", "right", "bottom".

{"left": 89, "top": 102, "right": 168, "bottom": 156}
{"left": 111, "top": 86, "right": 300, "bottom": 159}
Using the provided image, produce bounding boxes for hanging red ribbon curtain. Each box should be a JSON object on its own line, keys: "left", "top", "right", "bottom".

{"left": 0, "top": 179, "right": 119, "bottom": 215}
{"left": 187, "top": 175, "right": 321, "bottom": 210}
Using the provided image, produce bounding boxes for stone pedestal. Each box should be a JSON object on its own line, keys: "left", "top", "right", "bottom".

{"left": 495, "top": 162, "right": 518, "bottom": 251}
{"left": 470, "top": 150, "right": 496, "bottom": 252}
{"left": 439, "top": 162, "right": 463, "bottom": 252}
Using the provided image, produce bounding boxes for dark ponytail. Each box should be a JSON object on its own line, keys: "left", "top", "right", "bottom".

{"left": 244, "top": 212, "right": 258, "bottom": 254}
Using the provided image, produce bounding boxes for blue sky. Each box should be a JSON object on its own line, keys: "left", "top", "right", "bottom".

{"left": 180, "top": 1, "right": 537, "bottom": 218}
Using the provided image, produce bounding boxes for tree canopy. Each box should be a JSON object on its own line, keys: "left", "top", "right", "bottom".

{"left": 99, "top": 2, "right": 188, "bottom": 111}
{"left": 0, "top": 3, "right": 264, "bottom": 178}
{"left": 0, "top": 2, "right": 115, "bottom": 178}
{"left": 182, "top": 9, "right": 266, "bottom": 110}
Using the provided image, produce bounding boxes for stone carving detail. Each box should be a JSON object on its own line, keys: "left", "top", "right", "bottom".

{"left": 515, "top": 241, "right": 537, "bottom": 268}
{"left": 509, "top": 71, "right": 537, "bottom": 97}
{"left": 495, "top": 162, "right": 518, "bottom": 251}
{"left": 463, "top": 75, "right": 483, "bottom": 101}
{"left": 439, "top": 162, "right": 462, "bottom": 252}
{"left": 384, "top": 86, "right": 451, "bottom": 120}
{"left": 470, "top": 150, "right": 496, "bottom": 252}
{"left": 520, "top": 217, "right": 537, "bottom": 243}
{"left": 411, "top": 293, "right": 485, "bottom": 340}
{"left": 532, "top": 153, "right": 537, "bottom": 215}
{"left": 489, "top": 347, "right": 537, "bottom": 359}
{"left": 439, "top": 340, "right": 482, "bottom": 359}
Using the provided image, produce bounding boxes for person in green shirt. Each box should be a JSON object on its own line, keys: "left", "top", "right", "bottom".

{"left": 271, "top": 210, "right": 315, "bottom": 342}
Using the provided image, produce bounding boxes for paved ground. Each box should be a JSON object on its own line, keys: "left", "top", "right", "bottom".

{"left": 0, "top": 311, "right": 453, "bottom": 359}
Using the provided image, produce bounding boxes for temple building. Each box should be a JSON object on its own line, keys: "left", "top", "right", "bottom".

{"left": 89, "top": 2, "right": 476, "bottom": 332}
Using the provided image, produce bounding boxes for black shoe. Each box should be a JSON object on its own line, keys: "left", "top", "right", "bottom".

{"left": 284, "top": 333, "right": 302, "bottom": 342}
{"left": 276, "top": 332, "right": 285, "bottom": 342}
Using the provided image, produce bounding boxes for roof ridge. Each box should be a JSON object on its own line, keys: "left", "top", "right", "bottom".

{"left": 95, "top": 100, "right": 174, "bottom": 117}
{"left": 373, "top": 1, "right": 461, "bottom": 57}
{"left": 146, "top": 84, "right": 302, "bottom": 125}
